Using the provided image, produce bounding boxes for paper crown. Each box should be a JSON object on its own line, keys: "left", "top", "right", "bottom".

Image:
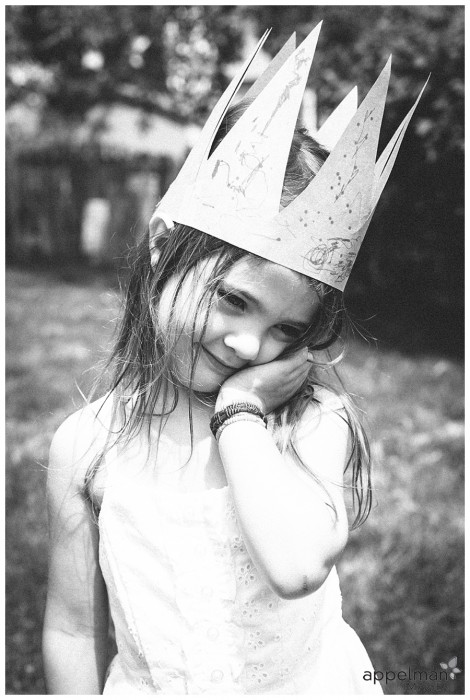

{"left": 155, "top": 22, "right": 427, "bottom": 291}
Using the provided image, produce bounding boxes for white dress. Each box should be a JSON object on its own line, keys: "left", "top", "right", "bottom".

{"left": 99, "top": 398, "right": 383, "bottom": 695}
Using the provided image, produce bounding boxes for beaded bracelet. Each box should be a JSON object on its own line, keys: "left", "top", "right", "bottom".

{"left": 215, "top": 413, "right": 267, "bottom": 441}
{"left": 209, "top": 401, "right": 266, "bottom": 438}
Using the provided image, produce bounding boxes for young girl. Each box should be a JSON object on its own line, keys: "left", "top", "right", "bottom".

{"left": 43, "top": 24, "right": 423, "bottom": 695}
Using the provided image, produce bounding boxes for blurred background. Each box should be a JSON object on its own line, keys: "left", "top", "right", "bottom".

{"left": 5, "top": 5, "right": 464, "bottom": 695}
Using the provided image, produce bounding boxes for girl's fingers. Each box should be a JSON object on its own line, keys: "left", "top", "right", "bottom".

{"left": 298, "top": 347, "right": 313, "bottom": 364}
{"left": 284, "top": 347, "right": 309, "bottom": 368}
{"left": 287, "top": 363, "right": 311, "bottom": 388}
{"left": 290, "top": 347, "right": 312, "bottom": 371}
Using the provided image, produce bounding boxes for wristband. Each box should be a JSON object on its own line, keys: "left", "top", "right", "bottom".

{"left": 215, "top": 413, "right": 267, "bottom": 441}
{"left": 210, "top": 401, "right": 266, "bottom": 438}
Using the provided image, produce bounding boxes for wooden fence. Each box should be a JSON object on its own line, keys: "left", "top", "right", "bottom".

{"left": 6, "top": 145, "right": 176, "bottom": 265}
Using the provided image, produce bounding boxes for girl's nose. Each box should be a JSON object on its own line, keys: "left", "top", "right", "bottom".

{"left": 224, "top": 333, "right": 260, "bottom": 362}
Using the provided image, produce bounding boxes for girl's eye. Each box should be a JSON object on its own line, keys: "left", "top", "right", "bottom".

{"left": 217, "top": 287, "right": 246, "bottom": 310}
{"left": 276, "top": 324, "right": 303, "bottom": 341}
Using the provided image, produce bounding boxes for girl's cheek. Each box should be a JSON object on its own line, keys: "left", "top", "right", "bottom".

{"left": 156, "top": 270, "right": 208, "bottom": 340}
{"left": 203, "top": 309, "right": 227, "bottom": 340}
{"left": 255, "top": 339, "right": 289, "bottom": 366}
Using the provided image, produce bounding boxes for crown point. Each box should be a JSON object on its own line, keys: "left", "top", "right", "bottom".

{"left": 382, "top": 55, "right": 393, "bottom": 75}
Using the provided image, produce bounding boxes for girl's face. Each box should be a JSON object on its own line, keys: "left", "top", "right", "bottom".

{"left": 159, "top": 256, "right": 320, "bottom": 394}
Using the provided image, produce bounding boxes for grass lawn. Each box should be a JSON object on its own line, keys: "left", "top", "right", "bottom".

{"left": 6, "top": 264, "right": 464, "bottom": 694}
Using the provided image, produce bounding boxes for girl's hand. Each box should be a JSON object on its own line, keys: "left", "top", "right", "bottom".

{"left": 215, "top": 347, "right": 313, "bottom": 414}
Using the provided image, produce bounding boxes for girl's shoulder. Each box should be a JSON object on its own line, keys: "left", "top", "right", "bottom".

{"left": 287, "top": 386, "right": 350, "bottom": 486}
{"left": 48, "top": 395, "right": 115, "bottom": 489}
{"left": 311, "top": 385, "right": 345, "bottom": 413}
{"left": 293, "top": 386, "right": 347, "bottom": 441}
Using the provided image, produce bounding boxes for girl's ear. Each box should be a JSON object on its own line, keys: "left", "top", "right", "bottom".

{"left": 149, "top": 211, "right": 174, "bottom": 269}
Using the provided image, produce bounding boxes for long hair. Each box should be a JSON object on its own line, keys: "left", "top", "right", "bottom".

{"left": 86, "top": 100, "right": 372, "bottom": 528}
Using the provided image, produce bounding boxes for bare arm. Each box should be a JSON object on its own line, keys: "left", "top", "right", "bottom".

{"left": 217, "top": 402, "right": 349, "bottom": 600}
{"left": 42, "top": 404, "right": 110, "bottom": 694}
{"left": 215, "top": 349, "right": 349, "bottom": 600}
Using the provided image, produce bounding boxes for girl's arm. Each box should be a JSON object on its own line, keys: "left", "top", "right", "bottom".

{"left": 42, "top": 405, "right": 110, "bottom": 694}
{"left": 215, "top": 351, "right": 349, "bottom": 600}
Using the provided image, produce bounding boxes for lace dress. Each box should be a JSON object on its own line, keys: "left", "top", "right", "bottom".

{"left": 99, "top": 407, "right": 383, "bottom": 694}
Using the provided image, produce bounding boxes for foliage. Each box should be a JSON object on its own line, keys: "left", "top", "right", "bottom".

{"left": 6, "top": 265, "right": 464, "bottom": 694}
{"left": 6, "top": 6, "right": 463, "bottom": 146}
{"left": 5, "top": 5, "right": 244, "bottom": 118}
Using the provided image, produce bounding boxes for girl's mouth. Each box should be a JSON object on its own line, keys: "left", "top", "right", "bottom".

{"left": 200, "top": 346, "right": 240, "bottom": 373}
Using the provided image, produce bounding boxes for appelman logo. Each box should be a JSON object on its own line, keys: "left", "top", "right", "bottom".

{"left": 364, "top": 656, "right": 463, "bottom": 687}
{"left": 440, "top": 657, "right": 462, "bottom": 680}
